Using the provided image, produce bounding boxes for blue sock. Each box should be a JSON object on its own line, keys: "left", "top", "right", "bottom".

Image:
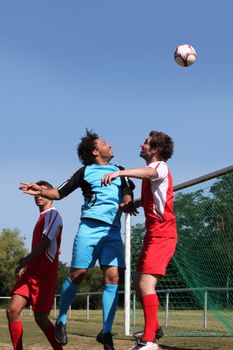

{"left": 102, "top": 284, "right": 119, "bottom": 333}
{"left": 57, "top": 277, "right": 78, "bottom": 325}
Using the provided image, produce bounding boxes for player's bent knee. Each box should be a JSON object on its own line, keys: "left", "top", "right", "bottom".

{"left": 6, "top": 304, "right": 20, "bottom": 322}
{"left": 102, "top": 266, "right": 120, "bottom": 285}
{"left": 104, "top": 274, "right": 119, "bottom": 285}
{"left": 69, "top": 268, "right": 88, "bottom": 284}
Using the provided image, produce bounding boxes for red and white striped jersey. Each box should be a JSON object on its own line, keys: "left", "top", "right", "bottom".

{"left": 27, "top": 207, "right": 63, "bottom": 278}
{"left": 141, "top": 161, "right": 177, "bottom": 238}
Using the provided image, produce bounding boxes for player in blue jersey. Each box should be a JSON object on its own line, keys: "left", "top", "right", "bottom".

{"left": 19, "top": 130, "right": 135, "bottom": 350}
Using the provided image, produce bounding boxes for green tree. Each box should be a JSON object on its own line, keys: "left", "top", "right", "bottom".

{"left": 56, "top": 261, "right": 69, "bottom": 293}
{"left": 0, "top": 228, "right": 28, "bottom": 295}
{"left": 71, "top": 267, "right": 103, "bottom": 309}
{"left": 209, "top": 173, "right": 233, "bottom": 305}
{"left": 209, "top": 173, "right": 233, "bottom": 216}
{"left": 69, "top": 266, "right": 125, "bottom": 309}
{"left": 173, "top": 172, "right": 233, "bottom": 308}
{"left": 130, "top": 223, "right": 145, "bottom": 287}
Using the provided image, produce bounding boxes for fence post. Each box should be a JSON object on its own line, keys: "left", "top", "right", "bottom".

{"left": 204, "top": 288, "right": 208, "bottom": 329}
{"left": 133, "top": 291, "right": 136, "bottom": 326}
{"left": 87, "top": 293, "right": 90, "bottom": 320}
{"left": 165, "top": 291, "right": 169, "bottom": 327}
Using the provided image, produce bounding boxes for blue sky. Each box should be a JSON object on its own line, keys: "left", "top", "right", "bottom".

{"left": 1, "top": 1, "right": 232, "bottom": 263}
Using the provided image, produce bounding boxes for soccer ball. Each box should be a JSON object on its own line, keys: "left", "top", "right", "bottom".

{"left": 174, "top": 44, "right": 197, "bottom": 67}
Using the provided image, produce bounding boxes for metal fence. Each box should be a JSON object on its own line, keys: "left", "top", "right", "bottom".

{"left": 2, "top": 286, "right": 232, "bottom": 332}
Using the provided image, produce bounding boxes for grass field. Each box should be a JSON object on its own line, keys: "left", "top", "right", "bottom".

{"left": 1, "top": 309, "right": 233, "bottom": 350}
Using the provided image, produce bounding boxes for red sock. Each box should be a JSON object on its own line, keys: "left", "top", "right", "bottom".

{"left": 154, "top": 294, "right": 160, "bottom": 332}
{"left": 42, "top": 323, "right": 63, "bottom": 350}
{"left": 8, "top": 320, "right": 23, "bottom": 350}
{"left": 141, "top": 294, "right": 159, "bottom": 342}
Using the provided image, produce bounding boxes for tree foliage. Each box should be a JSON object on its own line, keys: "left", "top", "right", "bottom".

{"left": 71, "top": 267, "right": 104, "bottom": 309}
{"left": 174, "top": 173, "right": 233, "bottom": 291}
{"left": 173, "top": 172, "right": 233, "bottom": 307}
{"left": 130, "top": 223, "right": 145, "bottom": 285}
{"left": 56, "top": 261, "right": 70, "bottom": 293}
{"left": 0, "top": 228, "right": 28, "bottom": 295}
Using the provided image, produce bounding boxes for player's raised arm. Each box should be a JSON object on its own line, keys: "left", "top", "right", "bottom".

{"left": 101, "top": 167, "right": 158, "bottom": 185}
{"left": 19, "top": 182, "right": 60, "bottom": 200}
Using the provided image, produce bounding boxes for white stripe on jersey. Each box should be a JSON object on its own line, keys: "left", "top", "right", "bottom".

{"left": 148, "top": 161, "right": 169, "bottom": 219}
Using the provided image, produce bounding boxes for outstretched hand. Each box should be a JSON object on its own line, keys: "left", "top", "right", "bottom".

{"left": 101, "top": 171, "right": 120, "bottom": 185}
{"left": 120, "top": 202, "right": 139, "bottom": 216}
{"left": 19, "top": 182, "right": 41, "bottom": 195}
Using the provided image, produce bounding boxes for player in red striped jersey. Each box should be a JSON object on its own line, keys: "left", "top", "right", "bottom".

{"left": 102, "top": 131, "right": 177, "bottom": 350}
{"left": 6, "top": 181, "right": 63, "bottom": 350}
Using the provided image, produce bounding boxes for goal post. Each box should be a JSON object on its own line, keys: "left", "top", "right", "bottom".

{"left": 124, "top": 213, "right": 132, "bottom": 336}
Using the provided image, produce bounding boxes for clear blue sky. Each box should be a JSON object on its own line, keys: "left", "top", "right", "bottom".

{"left": 1, "top": 1, "right": 232, "bottom": 263}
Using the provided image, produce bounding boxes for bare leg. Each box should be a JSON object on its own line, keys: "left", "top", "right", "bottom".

{"left": 6, "top": 294, "right": 28, "bottom": 350}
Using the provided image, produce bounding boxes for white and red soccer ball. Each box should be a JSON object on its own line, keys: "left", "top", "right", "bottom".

{"left": 174, "top": 44, "right": 197, "bottom": 67}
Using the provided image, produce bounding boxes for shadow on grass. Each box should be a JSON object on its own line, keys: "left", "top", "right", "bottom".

{"left": 71, "top": 332, "right": 204, "bottom": 350}
{"left": 160, "top": 345, "right": 202, "bottom": 350}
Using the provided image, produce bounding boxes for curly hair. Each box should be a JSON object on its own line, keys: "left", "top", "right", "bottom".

{"left": 77, "top": 129, "right": 99, "bottom": 165}
{"left": 149, "top": 130, "right": 174, "bottom": 161}
{"left": 36, "top": 180, "right": 53, "bottom": 188}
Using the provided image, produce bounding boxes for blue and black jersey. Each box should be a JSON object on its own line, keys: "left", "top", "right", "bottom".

{"left": 57, "top": 164, "right": 134, "bottom": 227}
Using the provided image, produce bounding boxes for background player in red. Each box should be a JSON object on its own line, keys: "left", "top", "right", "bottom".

{"left": 102, "top": 131, "right": 177, "bottom": 350}
{"left": 6, "top": 180, "right": 63, "bottom": 350}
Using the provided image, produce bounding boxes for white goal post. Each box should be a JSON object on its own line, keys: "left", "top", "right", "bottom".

{"left": 124, "top": 213, "right": 132, "bottom": 335}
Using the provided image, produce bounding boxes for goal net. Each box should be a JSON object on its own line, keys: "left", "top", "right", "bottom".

{"left": 128, "top": 165, "right": 233, "bottom": 336}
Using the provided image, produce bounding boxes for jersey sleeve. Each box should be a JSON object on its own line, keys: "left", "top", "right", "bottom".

{"left": 57, "top": 167, "right": 85, "bottom": 199}
{"left": 148, "top": 161, "right": 168, "bottom": 181}
{"left": 116, "top": 164, "right": 135, "bottom": 190}
{"left": 43, "top": 209, "right": 63, "bottom": 241}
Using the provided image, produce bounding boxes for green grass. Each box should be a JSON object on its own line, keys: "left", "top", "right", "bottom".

{"left": 1, "top": 309, "right": 233, "bottom": 350}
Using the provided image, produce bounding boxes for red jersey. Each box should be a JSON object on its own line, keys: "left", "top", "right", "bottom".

{"left": 141, "top": 161, "right": 177, "bottom": 238}
{"left": 27, "top": 208, "right": 63, "bottom": 279}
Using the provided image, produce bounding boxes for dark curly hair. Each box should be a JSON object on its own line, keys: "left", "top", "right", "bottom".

{"left": 36, "top": 180, "right": 53, "bottom": 188}
{"left": 149, "top": 130, "right": 174, "bottom": 161}
{"left": 77, "top": 129, "right": 99, "bottom": 165}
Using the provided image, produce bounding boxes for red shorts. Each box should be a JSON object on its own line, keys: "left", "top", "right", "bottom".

{"left": 136, "top": 236, "right": 177, "bottom": 276}
{"left": 11, "top": 269, "right": 56, "bottom": 314}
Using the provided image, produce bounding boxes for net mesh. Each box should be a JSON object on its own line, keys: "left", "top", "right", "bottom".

{"left": 130, "top": 169, "right": 233, "bottom": 336}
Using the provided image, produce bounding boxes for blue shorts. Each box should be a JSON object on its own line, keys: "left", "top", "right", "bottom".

{"left": 71, "top": 219, "right": 125, "bottom": 269}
